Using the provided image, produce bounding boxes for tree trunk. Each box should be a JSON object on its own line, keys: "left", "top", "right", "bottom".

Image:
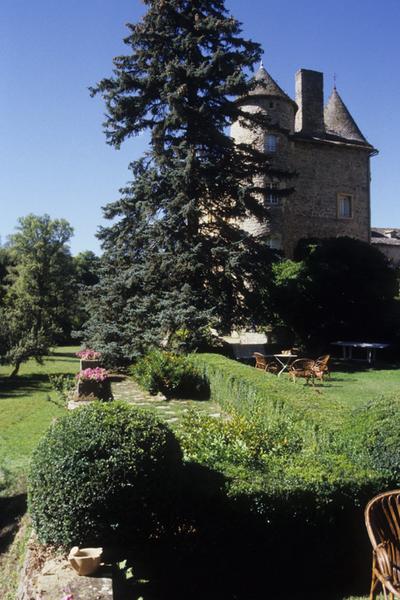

{"left": 10, "top": 362, "right": 21, "bottom": 377}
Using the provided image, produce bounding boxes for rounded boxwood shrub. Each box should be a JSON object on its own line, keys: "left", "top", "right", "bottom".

{"left": 28, "top": 402, "right": 183, "bottom": 547}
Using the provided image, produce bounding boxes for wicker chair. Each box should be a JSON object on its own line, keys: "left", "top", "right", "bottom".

{"left": 314, "top": 354, "right": 331, "bottom": 380}
{"left": 365, "top": 490, "right": 400, "bottom": 600}
{"left": 288, "top": 358, "right": 316, "bottom": 385}
{"left": 252, "top": 352, "right": 278, "bottom": 374}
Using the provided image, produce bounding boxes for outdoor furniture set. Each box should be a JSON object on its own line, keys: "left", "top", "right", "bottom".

{"left": 253, "top": 351, "right": 330, "bottom": 384}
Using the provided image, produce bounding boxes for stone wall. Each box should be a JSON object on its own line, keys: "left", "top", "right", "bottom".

{"left": 283, "top": 139, "right": 371, "bottom": 256}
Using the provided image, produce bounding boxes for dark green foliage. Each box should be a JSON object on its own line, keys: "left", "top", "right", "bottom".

{"left": 71, "top": 251, "right": 101, "bottom": 333}
{"left": 28, "top": 402, "right": 183, "bottom": 547}
{"left": 73, "top": 251, "right": 100, "bottom": 288}
{"left": 272, "top": 237, "right": 398, "bottom": 349}
{"left": 80, "top": 0, "right": 290, "bottom": 361}
{"left": 132, "top": 350, "right": 208, "bottom": 398}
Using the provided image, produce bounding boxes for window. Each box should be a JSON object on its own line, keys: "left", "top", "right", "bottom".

{"left": 266, "top": 183, "right": 279, "bottom": 205}
{"left": 267, "top": 235, "right": 282, "bottom": 250}
{"left": 265, "top": 134, "right": 278, "bottom": 153}
{"left": 337, "top": 194, "right": 353, "bottom": 219}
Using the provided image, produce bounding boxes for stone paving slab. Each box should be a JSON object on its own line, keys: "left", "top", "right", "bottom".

{"left": 112, "top": 379, "right": 222, "bottom": 423}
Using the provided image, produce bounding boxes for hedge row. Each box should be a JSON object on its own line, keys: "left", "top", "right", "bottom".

{"left": 190, "top": 353, "right": 343, "bottom": 429}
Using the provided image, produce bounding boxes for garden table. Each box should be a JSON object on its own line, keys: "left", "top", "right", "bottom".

{"left": 331, "top": 341, "right": 389, "bottom": 364}
{"left": 264, "top": 354, "right": 297, "bottom": 377}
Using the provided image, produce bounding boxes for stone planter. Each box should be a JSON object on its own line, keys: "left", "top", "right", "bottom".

{"left": 75, "top": 379, "right": 112, "bottom": 402}
{"left": 68, "top": 546, "right": 103, "bottom": 576}
{"left": 80, "top": 358, "right": 101, "bottom": 370}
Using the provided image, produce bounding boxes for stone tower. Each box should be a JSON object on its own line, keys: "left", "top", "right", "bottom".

{"left": 231, "top": 63, "right": 377, "bottom": 256}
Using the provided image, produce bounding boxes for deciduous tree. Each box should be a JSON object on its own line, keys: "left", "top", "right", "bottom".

{"left": 1, "top": 214, "right": 75, "bottom": 374}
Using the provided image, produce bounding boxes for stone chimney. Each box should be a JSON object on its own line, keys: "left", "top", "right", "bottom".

{"left": 295, "top": 69, "right": 325, "bottom": 135}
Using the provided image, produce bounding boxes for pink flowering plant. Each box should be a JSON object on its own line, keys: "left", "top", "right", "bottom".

{"left": 76, "top": 348, "right": 102, "bottom": 360}
{"left": 76, "top": 367, "right": 109, "bottom": 382}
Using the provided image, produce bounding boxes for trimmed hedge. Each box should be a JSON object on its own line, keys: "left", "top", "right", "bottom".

{"left": 28, "top": 402, "right": 183, "bottom": 547}
{"left": 180, "top": 354, "right": 391, "bottom": 596}
{"left": 190, "top": 353, "right": 343, "bottom": 428}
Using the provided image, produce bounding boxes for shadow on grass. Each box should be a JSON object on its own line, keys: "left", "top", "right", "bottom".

{"left": 330, "top": 359, "right": 400, "bottom": 373}
{"left": 50, "top": 350, "right": 78, "bottom": 359}
{"left": 110, "top": 463, "right": 374, "bottom": 600}
{"left": 0, "top": 374, "right": 50, "bottom": 400}
{"left": 0, "top": 493, "right": 27, "bottom": 557}
{"left": 0, "top": 372, "right": 75, "bottom": 400}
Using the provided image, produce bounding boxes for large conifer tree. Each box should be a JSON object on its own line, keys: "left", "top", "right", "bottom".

{"left": 82, "top": 0, "right": 291, "bottom": 362}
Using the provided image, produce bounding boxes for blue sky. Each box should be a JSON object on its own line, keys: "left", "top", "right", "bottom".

{"left": 1, "top": 0, "right": 399, "bottom": 254}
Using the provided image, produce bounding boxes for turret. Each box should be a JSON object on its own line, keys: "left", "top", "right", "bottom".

{"left": 231, "top": 62, "right": 297, "bottom": 148}
{"left": 324, "top": 86, "right": 369, "bottom": 144}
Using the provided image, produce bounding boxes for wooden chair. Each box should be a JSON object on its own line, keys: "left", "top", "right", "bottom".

{"left": 288, "top": 358, "right": 316, "bottom": 385}
{"left": 365, "top": 490, "right": 400, "bottom": 600}
{"left": 252, "top": 353, "right": 278, "bottom": 374}
{"left": 314, "top": 354, "right": 331, "bottom": 380}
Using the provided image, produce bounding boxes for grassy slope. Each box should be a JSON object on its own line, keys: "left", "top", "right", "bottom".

{"left": 0, "top": 347, "right": 79, "bottom": 490}
{"left": 0, "top": 347, "right": 80, "bottom": 598}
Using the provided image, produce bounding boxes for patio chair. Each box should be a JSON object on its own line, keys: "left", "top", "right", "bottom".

{"left": 365, "top": 490, "right": 400, "bottom": 600}
{"left": 288, "top": 358, "right": 316, "bottom": 385}
{"left": 314, "top": 354, "right": 331, "bottom": 380}
{"left": 252, "top": 353, "right": 278, "bottom": 374}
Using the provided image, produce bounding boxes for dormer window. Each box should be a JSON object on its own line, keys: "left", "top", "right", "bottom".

{"left": 265, "top": 134, "right": 278, "bottom": 153}
{"left": 337, "top": 193, "right": 353, "bottom": 219}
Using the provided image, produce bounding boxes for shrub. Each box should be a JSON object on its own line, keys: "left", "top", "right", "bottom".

{"left": 345, "top": 394, "right": 400, "bottom": 480}
{"left": 179, "top": 408, "right": 304, "bottom": 470}
{"left": 132, "top": 350, "right": 208, "bottom": 399}
{"left": 48, "top": 373, "right": 75, "bottom": 404}
{"left": 28, "top": 402, "right": 183, "bottom": 547}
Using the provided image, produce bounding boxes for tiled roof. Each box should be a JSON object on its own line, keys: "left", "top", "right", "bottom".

{"left": 324, "top": 87, "right": 368, "bottom": 144}
{"left": 250, "top": 64, "right": 296, "bottom": 106}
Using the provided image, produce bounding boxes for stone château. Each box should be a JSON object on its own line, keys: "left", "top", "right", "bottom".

{"left": 231, "top": 63, "right": 378, "bottom": 257}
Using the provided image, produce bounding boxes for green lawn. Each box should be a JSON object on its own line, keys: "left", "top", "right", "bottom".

{"left": 314, "top": 362, "right": 400, "bottom": 409}
{"left": 0, "top": 347, "right": 79, "bottom": 493}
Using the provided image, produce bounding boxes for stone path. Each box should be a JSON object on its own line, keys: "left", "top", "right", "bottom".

{"left": 112, "top": 378, "right": 222, "bottom": 425}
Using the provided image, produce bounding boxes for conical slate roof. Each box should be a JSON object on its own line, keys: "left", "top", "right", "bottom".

{"left": 324, "top": 87, "right": 368, "bottom": 143}
{"left": 250, "top": 63, "right": 295, "bottom": 105}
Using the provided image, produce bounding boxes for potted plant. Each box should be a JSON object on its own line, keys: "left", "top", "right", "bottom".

{"left": 76, "top": 348, "right": 102, "bottom": 370}
{"left": 75, "top": 367, "right": 112, "bottom": 401}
